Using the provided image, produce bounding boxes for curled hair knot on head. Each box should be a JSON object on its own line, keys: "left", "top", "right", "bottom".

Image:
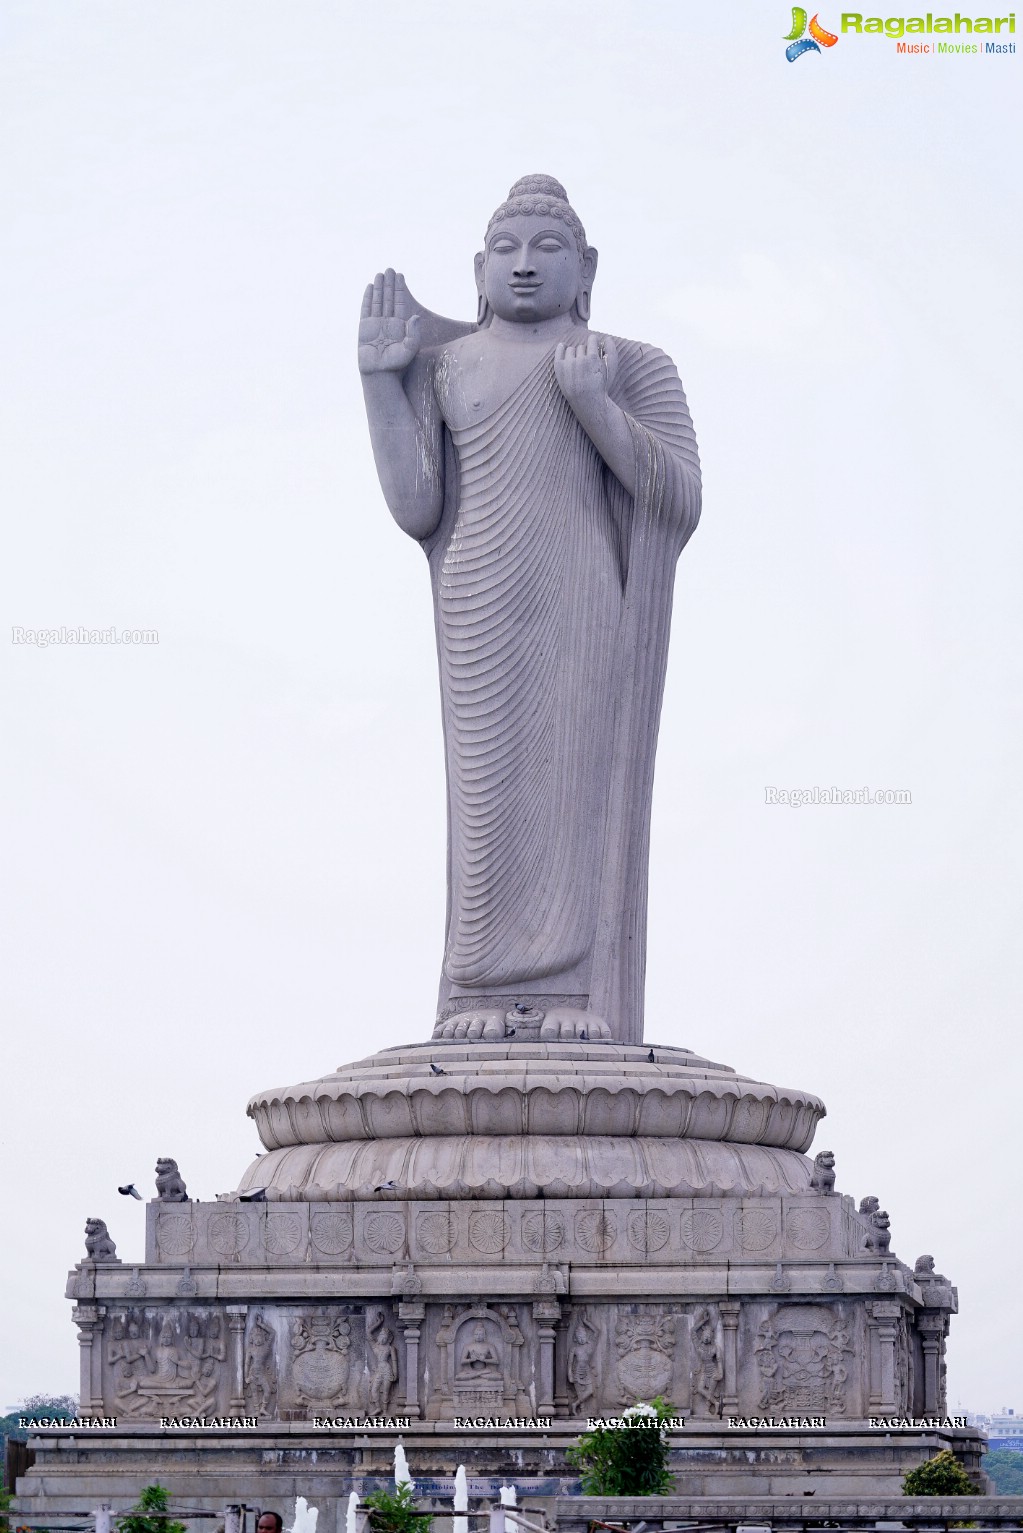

{"left": 485, "top": 173, "right": 588, "bottom": 255}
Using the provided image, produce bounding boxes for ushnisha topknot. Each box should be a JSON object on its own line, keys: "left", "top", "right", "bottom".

{"left": 485, "top": 173, "right": 588, "bottom": 255}
{"left": 509, "top": 173, "right": 570, "bottom": 200}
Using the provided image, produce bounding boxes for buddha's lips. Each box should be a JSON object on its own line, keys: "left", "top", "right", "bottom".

{"left": 510, "top": 283, "right": 541, "bottom": 294}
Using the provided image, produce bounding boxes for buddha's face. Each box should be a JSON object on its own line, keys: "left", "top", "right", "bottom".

{"left": 479, "top": 213, "right": 595, "bottom": 324}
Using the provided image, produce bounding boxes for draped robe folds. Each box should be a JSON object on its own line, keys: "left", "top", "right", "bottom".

{"left": 413, "top": 335, "right": 700, "bottom": 1045}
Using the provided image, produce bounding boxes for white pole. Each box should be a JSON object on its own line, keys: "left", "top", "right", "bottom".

{"left": 225, "top": 1507, "right": 242, "bottom": 1533}
{"left": 94, "top": 1505, "right": 113, "bottom": 1533}
{"left": 346, "top": 1491, "right": 359, "bottom": 1533}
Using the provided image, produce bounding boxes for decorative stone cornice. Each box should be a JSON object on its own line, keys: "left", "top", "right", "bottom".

{"left": 247, "top": 1041, "right": 824, "bottom": 1156}
{"left": 233, "top": 1133, "right": 816, "bottom": 1202}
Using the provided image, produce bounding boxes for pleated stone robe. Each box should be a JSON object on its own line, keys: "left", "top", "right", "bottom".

{"left": 407, "top": 332, "right": 700, "bottom": 1044}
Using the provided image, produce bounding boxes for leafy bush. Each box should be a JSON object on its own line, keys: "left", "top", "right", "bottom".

{"left": 566, "top": 1399, "right": 677, "bottom": 1496}
{"left": 116, "top": 1484, "right": 188, "bottom": 1533}
{"left": 903, "top": 1449, "right": 976, "bottom": 1496}
{"left": 983, "top": 1451, "right": 1023, "bottom": 1494}
{"left": 363, "top": 1483, "right": 432, "bottom": 1533}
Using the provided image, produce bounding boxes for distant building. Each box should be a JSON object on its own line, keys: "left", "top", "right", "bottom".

{"left": 987, "top": 1407, "right": 1023, "bottom": 1452}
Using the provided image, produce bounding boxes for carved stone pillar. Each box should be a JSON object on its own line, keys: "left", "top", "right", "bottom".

{"left": 918, "top": 1313, "right": 947, "bottom": 1415}
{"left": 226, "top": 1305, "right": 247, "bottom": 1413}
{"left": 554, "top": 1312, "right": 571, "bottom": 1418}
{"left": 719, "top": 1302, "right": 741, "bottom": 1416}
{"left": 72, "top": 1304, "right": 106, "bottom": 1414}
{"left": 398, "top": 1302, "right": 425, "bottom": 1419}
{"left": 533, "top": 1299, "right": 561, "bottom": 1418}
{"left": 867, "top": 1300, "right": 902, "bottom": 1412}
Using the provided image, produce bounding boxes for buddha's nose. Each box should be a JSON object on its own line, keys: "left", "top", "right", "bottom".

{"left": 512, "top": 259, "right": 537, "bottom": 278}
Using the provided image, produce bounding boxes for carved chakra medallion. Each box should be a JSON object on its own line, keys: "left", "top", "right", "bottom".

{"left": 469, "top": 1210, "right": 510, "bottom": 1255}
{"left": 787, "top": 1208, "right": 830, "bottom": 1251}
{"left": 681, "top": 1208, "right": 724, "bottom": 1253}
{"left": 522, "top": 1210, "right": 565, "bottom": 1254}
{"left": 156, "top": 1214, "right": 195, "bottom": 1257}
{"left": 311, "top": 1210, "right": 354, "bottom": 1256}
{"left": 627, "top": 1209, "right": 671, "bottom": 1255}
{"left": 416, "top": 1210, "right": 456, "bottom": 1255}
{"left": 576, "top": 1210, "right": 618, "bottom": 1254}
{"left": 263, "top": 1213, "right": 303, "bottom": 1256}
{"left": 208, "top": 1213, "right": 249, "bottom": 1258}
{"left": 736, "top": 1209, "right": 778, "bottom": 1253}
{"left": 364, "top": 1212, "right": 405, "bottom": 1256}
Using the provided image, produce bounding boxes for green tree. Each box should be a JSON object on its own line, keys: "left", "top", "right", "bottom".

{"left": 903, "top": 1449, "right": 976, "bottom": 1496}
{"left": 1, "top": 1393, "right": 80, "bottom": 1495}
{"left": 566, "top": 1399, "right": 678, "bottom": 1496}
{"left": 116, "top": 1484, "right": 188, "bottom": 1533}
{"left": 983, "top": 1451, "right": 1023, "bottom": 1494}
{"left": 363, "top": 1483, "right": 432, "bottom": 1533}
{"left": 1, "top": 1394, "right": 79, "bottom": 1439}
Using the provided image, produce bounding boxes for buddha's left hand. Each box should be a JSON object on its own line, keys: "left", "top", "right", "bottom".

{"left": 554, "top": 332, "right": 619, "bottom": 410}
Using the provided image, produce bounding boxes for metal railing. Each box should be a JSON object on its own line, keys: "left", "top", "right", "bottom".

{"left": 13, "top": 1498, "right": 1023, "bottom": 1533}
{"left": 550, "top": 1497, "right": 1023, "bottom": 1533}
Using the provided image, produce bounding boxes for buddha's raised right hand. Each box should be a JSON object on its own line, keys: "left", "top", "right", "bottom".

{"left": 358, "top": 269, "right": 421, "bottom": 374}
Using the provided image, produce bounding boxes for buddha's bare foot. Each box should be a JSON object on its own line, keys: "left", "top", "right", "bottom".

{"left": 539, "top": 1007, "right": 611, "bottom": 1041}
{"left": 433, "top": 1009, "right": 507, "bottom": 1041}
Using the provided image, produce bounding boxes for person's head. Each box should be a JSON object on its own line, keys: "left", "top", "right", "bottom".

{"left": 476, "top": 175, "right": 597, "bottom": 326}
{"left": 257, "top": 1514, "right": 283, "bottom": 1533}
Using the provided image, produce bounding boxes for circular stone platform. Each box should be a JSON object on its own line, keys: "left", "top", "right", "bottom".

{"left": 233, "top": 1041, "right": 825, "bottom": 1201}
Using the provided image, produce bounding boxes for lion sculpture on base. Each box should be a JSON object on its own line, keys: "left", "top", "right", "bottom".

{"left": 809, "top": 1149, "right": 836, "bottom": 1193}
{"left": 155, "top": 1158, "right": 189, "bottom": 1202}
{"left": 84, "top": 1218, "right": 118, "bottom": 1262}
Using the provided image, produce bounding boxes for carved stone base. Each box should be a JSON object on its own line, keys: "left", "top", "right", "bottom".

{"left": 12, "top": 1421, "right": 989, "bottom": 1521}
{"left": 49, "top": 1036, "right": 962, "bottom": 1518}
{"left": 62, "top": 1184, "right": 957, "bottom": 1428}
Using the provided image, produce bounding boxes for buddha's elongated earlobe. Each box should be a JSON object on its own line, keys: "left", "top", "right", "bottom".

{"left": 575, "top": 245, "right": 598, "bottom": 323}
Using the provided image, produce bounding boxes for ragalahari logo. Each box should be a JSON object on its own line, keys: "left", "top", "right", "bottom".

{"left": 784, "top": 7, "right": 840, "bottom": 57}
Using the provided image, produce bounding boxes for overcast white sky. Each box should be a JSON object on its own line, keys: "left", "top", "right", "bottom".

{"left": 1, "top": 0, "right": 1020, "bottom": 1414}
